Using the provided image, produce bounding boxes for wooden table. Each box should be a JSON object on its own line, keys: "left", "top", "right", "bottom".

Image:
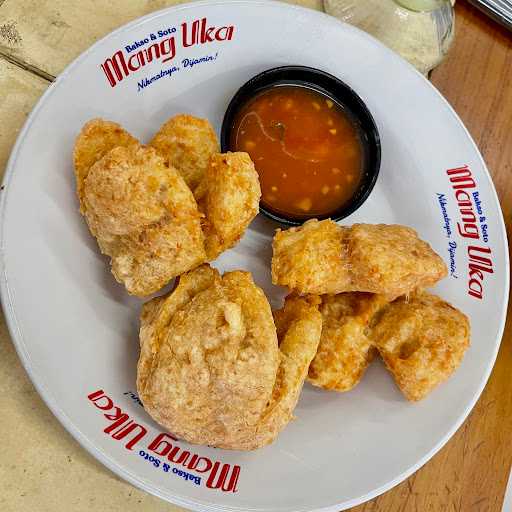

{"left": 0, "top": 1, "right": 510, "bottom": 511}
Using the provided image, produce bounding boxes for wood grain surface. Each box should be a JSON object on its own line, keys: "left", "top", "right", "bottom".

{"left": 0, "top": 1, "right": 510, "bottom": 511}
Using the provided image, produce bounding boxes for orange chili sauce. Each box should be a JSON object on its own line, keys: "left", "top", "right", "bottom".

{"left": 230, "top": 85, "right": 364, "bottom": 219}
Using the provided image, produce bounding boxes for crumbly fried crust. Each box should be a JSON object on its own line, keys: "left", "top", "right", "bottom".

{"left": 272, "top": 219, "right": 447, "bottom": 298}
{"left": 308, "top": 293, "right": 388, "bottom": 391}
{"left": 348, "top": 223, "right": 447, "bottom": 297}
{"left": 272, "top": 219, "right": 351, "bottom": 295}
{"left": 75, "top": 117, "right": 261, "bottom": 296}
{"left": 150, "top": 114, "right": 219, "bottom": 193}
{"left": 200, "top": 152, "right": 261, "bottom": 260}
{"left": 73, "top": 118, "right": 139, "bottom": 212}
{"left": 370, "top": 291, "right": 470, "bottom": 401}
{"left": 137, "top": 266, "right": 321, "bottom": 450}
{"left": 83, "top": 145, "right": 205, "bottom": 296}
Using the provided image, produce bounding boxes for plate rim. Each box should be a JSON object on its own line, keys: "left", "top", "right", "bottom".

{"left": 0, "top": 1, "right": 509, "bottom": 511}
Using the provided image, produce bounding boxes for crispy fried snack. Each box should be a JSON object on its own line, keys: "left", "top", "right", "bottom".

{"left": 269, "top": 294, "right": 322, "bottom": 437}
{"left": 73, "top": 119, "right": 139, "bottom": 212}
{"left": 370, "top": 292, "right": 470, "bottom": 401}
{"left": 150, "top": 114, "right": 220, "bottom": 193}
{"left": 198, "top": 152, "right": 261, "bottom": 260}
{"left": 272, "top": 219, "right": 350, "bottom": 295}
{"left": 74, "top": 117, "right": 262, "bottom": 294}
{"left": 307, "top": 293, "right": 388, "bottom": 391}
{"left": 272, "top": 219, "right": 447, "bottom": 297}
{"left": 137, "top": 265, "right": 321, "bottom": 450}
{"left": 82, "top": 145, "right": 205, "bottom": 296}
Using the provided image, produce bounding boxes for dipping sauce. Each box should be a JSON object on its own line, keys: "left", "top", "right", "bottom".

{"left": 230, "top": 85, "right": 364, "bottom": 219}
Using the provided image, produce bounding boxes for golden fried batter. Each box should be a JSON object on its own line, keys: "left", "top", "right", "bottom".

{"left": 150, "top": 114, "right": 220, "bottom": 193}
{"left": 83, "top": 145, "right": 205, "bottom": 296}
{"left": 137, "top": 265, "right": 321, "bottom": 450}
{"left": 272, "top": 219, "right": 447, "bottom": 297}
{"left": 73, "top": 118, "right": 139, "bottom": 211}
{"left": 349, "top": 224, "right": 447, "bottom": 297}
{"left": 308, "top": 293, "right": 388, "bottom": 392}
{"left": 264, "top": 295, "right": 322, "bottom": 442}
{"left": 74, "top": 116, "right": 263, "bottom": 294}
{"left": 199, "top": 152, "right": 261, "bottom": 260}
{"left": 370, "top": 292, "right": 470, "bottom": 401}
{"left": 272, "top": 219, "right": 350, "bottom": 295}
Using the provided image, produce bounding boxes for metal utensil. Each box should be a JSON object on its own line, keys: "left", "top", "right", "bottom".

{"left": 468, "top": 0, "right": 512, "bottom": 30}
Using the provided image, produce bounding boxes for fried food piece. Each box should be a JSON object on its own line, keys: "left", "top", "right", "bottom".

{"left": 272, "top": 219, "right": 350, "bottom": 295}
{"left": 83, "top": 145, "right": 205, "bottom": 296}
{"left": 348, "top": 224, "right": 447, "bottom": 297}
{"left": 150, "top": 114, "right": 220, "bottom": 193}
{"left": 137, "top": 264, "right": 279, "bottom": 450}
{"left": 198, "top": 152, "right": 261, "bottom": 260}
{"left": 75, "top": 117, "right": 260, "bottom": 294}
{"left": 137, "top": 265, "right": 321, "bottom": 450}
{"left": 73, "top": 118, "right": 139, "bottom": 211}
{"left": 370, "top": 292, "right": 470, "bottom": 401}
{"left": 272, "top": 219, "right": 447, "bottom": 297}
{"left": 268, "top": 295, "right": 322, "bottom": 440}
{"left": 308, "top": 293, "right": 388, "bottom": 391}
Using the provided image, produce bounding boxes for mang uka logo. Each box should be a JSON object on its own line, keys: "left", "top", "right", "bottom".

{"left": 101, "top": 18, "right": 234, "bottom": 88}
{"left": 87, "top": 389, "right": 241, "bottom": 493}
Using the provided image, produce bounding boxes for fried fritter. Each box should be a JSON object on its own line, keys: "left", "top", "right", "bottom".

{"left": 75, "top": 116, "right": 262, "bottom": 294}
{"left": 83, "top": 145, "right": 205, "bottom": 296}
{"left": 272, "top": 219, "right": 350, "bottom": 295}
{"left": 137, "top": 265, "right": 321, "bottom": 450}
{"left": 348, "top": 224, "right": 447, "bottom": 297}
{"left": 308, "top": 293, "right": 388, "bottom": 392}
{"left": 73, "top": 118, "right": 139, "bottom": 212}
{"left": 138, "top": 264, "right": 278, "bottom": 449}
{"left": 199, "top": 152, "right": 261, "bottom": 260}
{"left": 265, "top": 295, "right": 322, "bottom": 441}
{"left": 370, "top": 292, "right": 470, "bottom": 401}
{"left": 272, "top": 219, "right": 447, "bottom": 297}
{"left": 150, "top": 114, "right": 220, "bottom": 193}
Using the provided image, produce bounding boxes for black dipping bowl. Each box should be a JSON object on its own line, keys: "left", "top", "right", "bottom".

{"left": 221, "top": 65, "right": 381, "bottom": 226}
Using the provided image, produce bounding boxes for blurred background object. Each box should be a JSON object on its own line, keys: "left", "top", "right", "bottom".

{"left": 467, "top": 0, "right": 512, "bottom": 30}
{"left": 324, "top": 0, "right": 456, "bottom": 74}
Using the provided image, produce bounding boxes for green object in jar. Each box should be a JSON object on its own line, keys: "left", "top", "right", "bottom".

{"left": 395, "top": 0, "right": 449, "bottom": 11}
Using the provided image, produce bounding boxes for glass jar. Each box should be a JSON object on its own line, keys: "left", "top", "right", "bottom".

{"left": 324, "top": 0, "right": 455, "bottom": 75}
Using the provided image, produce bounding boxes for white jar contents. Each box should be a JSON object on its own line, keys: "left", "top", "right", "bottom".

{"left": 324, "top": 0, "right": 456, "bottom": 75}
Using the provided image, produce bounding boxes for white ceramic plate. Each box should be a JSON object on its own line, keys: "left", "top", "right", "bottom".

{"left": 1, "top": 1, "right": 508, "bottom": 511}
